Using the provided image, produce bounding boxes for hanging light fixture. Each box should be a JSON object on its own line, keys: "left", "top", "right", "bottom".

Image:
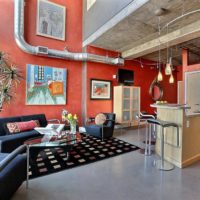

{"left": 157, "top": 68, "right": 163, "bottom": 81}
{"left": 157, "top": 17, "right": 163, "bottom": 82}
{"left": 165, "top": 24, "right": 172, "bottom": 75}
{"left": 169, "top": 73, "right": 174, "bottom": 84}
{"left": 168, "top": 48, "right": 174, "bottom": 83}
{"left": 165, "top": 56, "right": 172, "bottom": 75}
{"left": 169, "top": 56, "right": 174, "bottom": 84}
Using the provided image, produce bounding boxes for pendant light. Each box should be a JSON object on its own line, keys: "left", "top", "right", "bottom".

{"left": 165, "top": 24, "right": 172, "bottom": 75}
{"left": 165, "top": 57, "right": 172, "bottom": 75}
{"left": 168, "top": 49, "right": 174, "bottom": 83}
{"left": 169, "top": 73, "right": 174, "bottom": 84}
{"left": 157, "top": 17, "right": 163, "bottom": 82}
{"left": 157, "top": 69, "right": 163, "bottom": 81}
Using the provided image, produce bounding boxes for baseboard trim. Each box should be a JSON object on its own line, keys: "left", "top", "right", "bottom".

{"left": 182, "top": 154, "right": 200, "bottom": 168}
{"left": 155, "top": 152, "right": 200, "bottom": 168}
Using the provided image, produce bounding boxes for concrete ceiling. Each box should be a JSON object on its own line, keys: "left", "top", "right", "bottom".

{"left": 86, "top": 0, "right": 200, "bottom": 65}
{"left": 142, "top": 38, "right": 200, "bottom": 66}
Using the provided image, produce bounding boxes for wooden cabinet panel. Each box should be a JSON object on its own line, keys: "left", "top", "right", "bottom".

{"left": 114, "top": 86, "right": 140, "bottom": 125}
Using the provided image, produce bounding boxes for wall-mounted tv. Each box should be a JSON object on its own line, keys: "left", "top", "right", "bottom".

{"left": 117, "top": 69, "right": 134, "bottom": 85}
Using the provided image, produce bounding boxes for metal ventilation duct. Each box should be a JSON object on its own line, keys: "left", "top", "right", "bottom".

{"left": 14, "top": 0, "right": 124, "bottom": 66}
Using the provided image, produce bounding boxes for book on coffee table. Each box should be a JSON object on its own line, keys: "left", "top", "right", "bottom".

{"left": 34, "top": 124, "right": 65, "bottom": 135}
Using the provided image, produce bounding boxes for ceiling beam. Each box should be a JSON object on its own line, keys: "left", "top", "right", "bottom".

{"left": 189, "top": 50, "right": 200, "bottom": 57}
{"left": 178, "top": 42, "right": 200, "bottom": 57}
{"left": 83, "top": 0, "right": 149, "bottom": 47}
{"left": 122, "top": 20, "right": 200, "bottom": 59}
{"left": 185, "top": 43, "right": 200, "bottom": 52}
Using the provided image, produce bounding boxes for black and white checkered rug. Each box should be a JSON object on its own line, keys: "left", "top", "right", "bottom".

{"left": 29, "top": 134, "right": 139, "bottom": 179}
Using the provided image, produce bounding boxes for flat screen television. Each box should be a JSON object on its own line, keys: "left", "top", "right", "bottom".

{"left": 117, "top": 69, "right": 134, "bottom": 85}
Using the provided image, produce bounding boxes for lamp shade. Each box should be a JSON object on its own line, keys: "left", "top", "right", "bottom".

{"left": 157, "top": 71, "right": 163, "bottom": 81}
{"left": 165, "top": 63, "right": 172, "bottom": 75}
{"left": 169, "top": 73, "right": 174, "bottom": 83}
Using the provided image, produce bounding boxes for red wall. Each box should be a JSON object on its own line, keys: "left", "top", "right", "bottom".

{"left": 0, "top": 0, "right": 83, "bottom": 121}
{"left": 87, "top": 46, "right": 177, "bottom": 117}
{"left": 176, "top": 66, "right": 183, "bottom": 81}
{"left": 0, "top": 0, "right": 178, "bottom": 122}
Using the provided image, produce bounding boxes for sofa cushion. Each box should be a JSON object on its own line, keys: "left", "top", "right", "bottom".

{"left": 0, "top": 153, "right": 26, "bottom": 200}
{"left": 6, "top": 120, "right": 40, "bottom": 134}
{"left": 0, "top": 117, "right": 21, "bottom": 136}
{"left": 21, "top": 114, "right": 47, "bottom": 127}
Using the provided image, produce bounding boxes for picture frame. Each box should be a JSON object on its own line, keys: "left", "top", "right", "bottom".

{"left": 90, "top": 79, "right": 112, "bottom": 100}
{"left": 26, "top": 64, "right": 67, "bottom": 105}
{"left": 36, "top": 0, "right": 66, "bottom": 41}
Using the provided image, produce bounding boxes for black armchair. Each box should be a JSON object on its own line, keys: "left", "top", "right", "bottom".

{"left": 85, "top": 113, "right": 116, "bottom": 140}
{"left": 0, "top": 145, "right": 27, "bottom": 200}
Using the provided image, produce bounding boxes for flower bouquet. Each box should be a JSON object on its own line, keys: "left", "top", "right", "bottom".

{"left": 65, "top": 113, "right": 78, "bottom": 134}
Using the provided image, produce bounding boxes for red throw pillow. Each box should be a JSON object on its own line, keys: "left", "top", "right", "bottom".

{"left": 7, "top": 120, "right": 40, "bottom": 134}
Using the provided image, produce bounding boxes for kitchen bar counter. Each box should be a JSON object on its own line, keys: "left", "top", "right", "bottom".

{"left": 151, "top": 103, "right": 190, "bottom": 110}
{"left": 151, "top": 104, "right": 200, "bottom": 168}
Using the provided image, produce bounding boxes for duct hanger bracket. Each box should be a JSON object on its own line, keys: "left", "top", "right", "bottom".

{"left": 113, "top": 58, "right": 124, "bottom": 66}
{"left": 36, "top": 46, "right": 48, "bottom": 55}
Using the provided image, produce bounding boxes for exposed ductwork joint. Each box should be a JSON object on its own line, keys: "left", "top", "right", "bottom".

{"left": 14, "top": 0, "right": 124, "bottom": 66}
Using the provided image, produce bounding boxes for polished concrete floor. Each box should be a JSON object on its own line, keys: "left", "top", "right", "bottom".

{"left": 13, "top": 127, "right": 200, "bottom": 200}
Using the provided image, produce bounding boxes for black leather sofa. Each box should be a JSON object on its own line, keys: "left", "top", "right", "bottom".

{"left": 0, "top": 145, "right": 27, "bottom": 200}
{"left": 0, "top": 114, "right": 47, "bottom": 153}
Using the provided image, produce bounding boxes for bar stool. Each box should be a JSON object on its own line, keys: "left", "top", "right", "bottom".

{"left": 136, "top": 112, "right": 156, "bottom": 155}
{"left": 146, "top": 118, "right": 179, "bottom": 171}
{"left": 136, "top": 111, "right": 156, "bottom": 129}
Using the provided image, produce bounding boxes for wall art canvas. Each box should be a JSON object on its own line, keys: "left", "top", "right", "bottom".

{"left": 37, "top": 0, "right": 66, "bottom": 40}
{"left": 26, "top": 64, "right": 67, "bottom": 105}
{"left": 90, "top": 79, "right": 112, "bottom": 100}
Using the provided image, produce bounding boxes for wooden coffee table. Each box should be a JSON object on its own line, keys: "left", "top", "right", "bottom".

{"left": 24, "top": 132, "right": 82, "bottom": 187}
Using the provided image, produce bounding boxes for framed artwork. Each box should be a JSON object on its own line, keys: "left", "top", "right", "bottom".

{"left": 90, "top": 79, "right": 112, "bottom": 100}
{"left": 36, "top": 0, "right": 66, "bottom": 41}
{"left": 26, "top": 64, "right": 67, "bottom": 105}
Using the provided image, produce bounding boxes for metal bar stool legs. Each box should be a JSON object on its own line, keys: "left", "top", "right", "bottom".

{"left": 101, "top": 124, "right": 104, "bottom": 141}
{"left": 148, "top": 124, "right": 152, "bottom": 155}
{"left": 154, "top": 126, "right": 174, "bottom": 171}
{"left": 147, "top": 118, "right": 179, "bottom": 171}
{"left": 145, "top": 123, "right": 149, "bottom": 156}
{"left": 145, "top": 123, "right": 153, "bottom": 156}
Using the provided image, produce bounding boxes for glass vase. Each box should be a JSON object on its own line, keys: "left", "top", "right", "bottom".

{"left": 70, "top": 122, "right": 76, "bottom": 134}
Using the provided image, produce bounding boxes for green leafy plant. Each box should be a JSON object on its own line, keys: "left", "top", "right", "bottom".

{"left": 0, "top": 51, "right": 22, "bottom": 111}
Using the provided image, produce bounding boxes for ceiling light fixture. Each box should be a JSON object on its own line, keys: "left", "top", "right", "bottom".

{"left": 165, "top": 24, "right": 172, "bottom": 75}
{"left": 160, "top": 3, "right": 200, "bottom": 79}
{"left": 157, "top": 67, "right": 163, "bottom": 81}
{"left": 165, "top": 56, "right": 172, "bottom": 75}
{"left": 154, "top": 8, "right": 167, "bottom": 16}
{"left": 132, "top": 59, "right": 157, "bottom": 68}
{"left": 169, "top": 73, "right": 174, "bottom": 84}
{"left": 157, "top": 17, "right": 163, "bottom": 82}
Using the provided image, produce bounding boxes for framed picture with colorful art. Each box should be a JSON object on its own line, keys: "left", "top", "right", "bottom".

{"left": 26, "top": 64, "right": 67, "bottom": 105}
{"left": 90, "top": 79, "right": 112, "bottom": 100}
